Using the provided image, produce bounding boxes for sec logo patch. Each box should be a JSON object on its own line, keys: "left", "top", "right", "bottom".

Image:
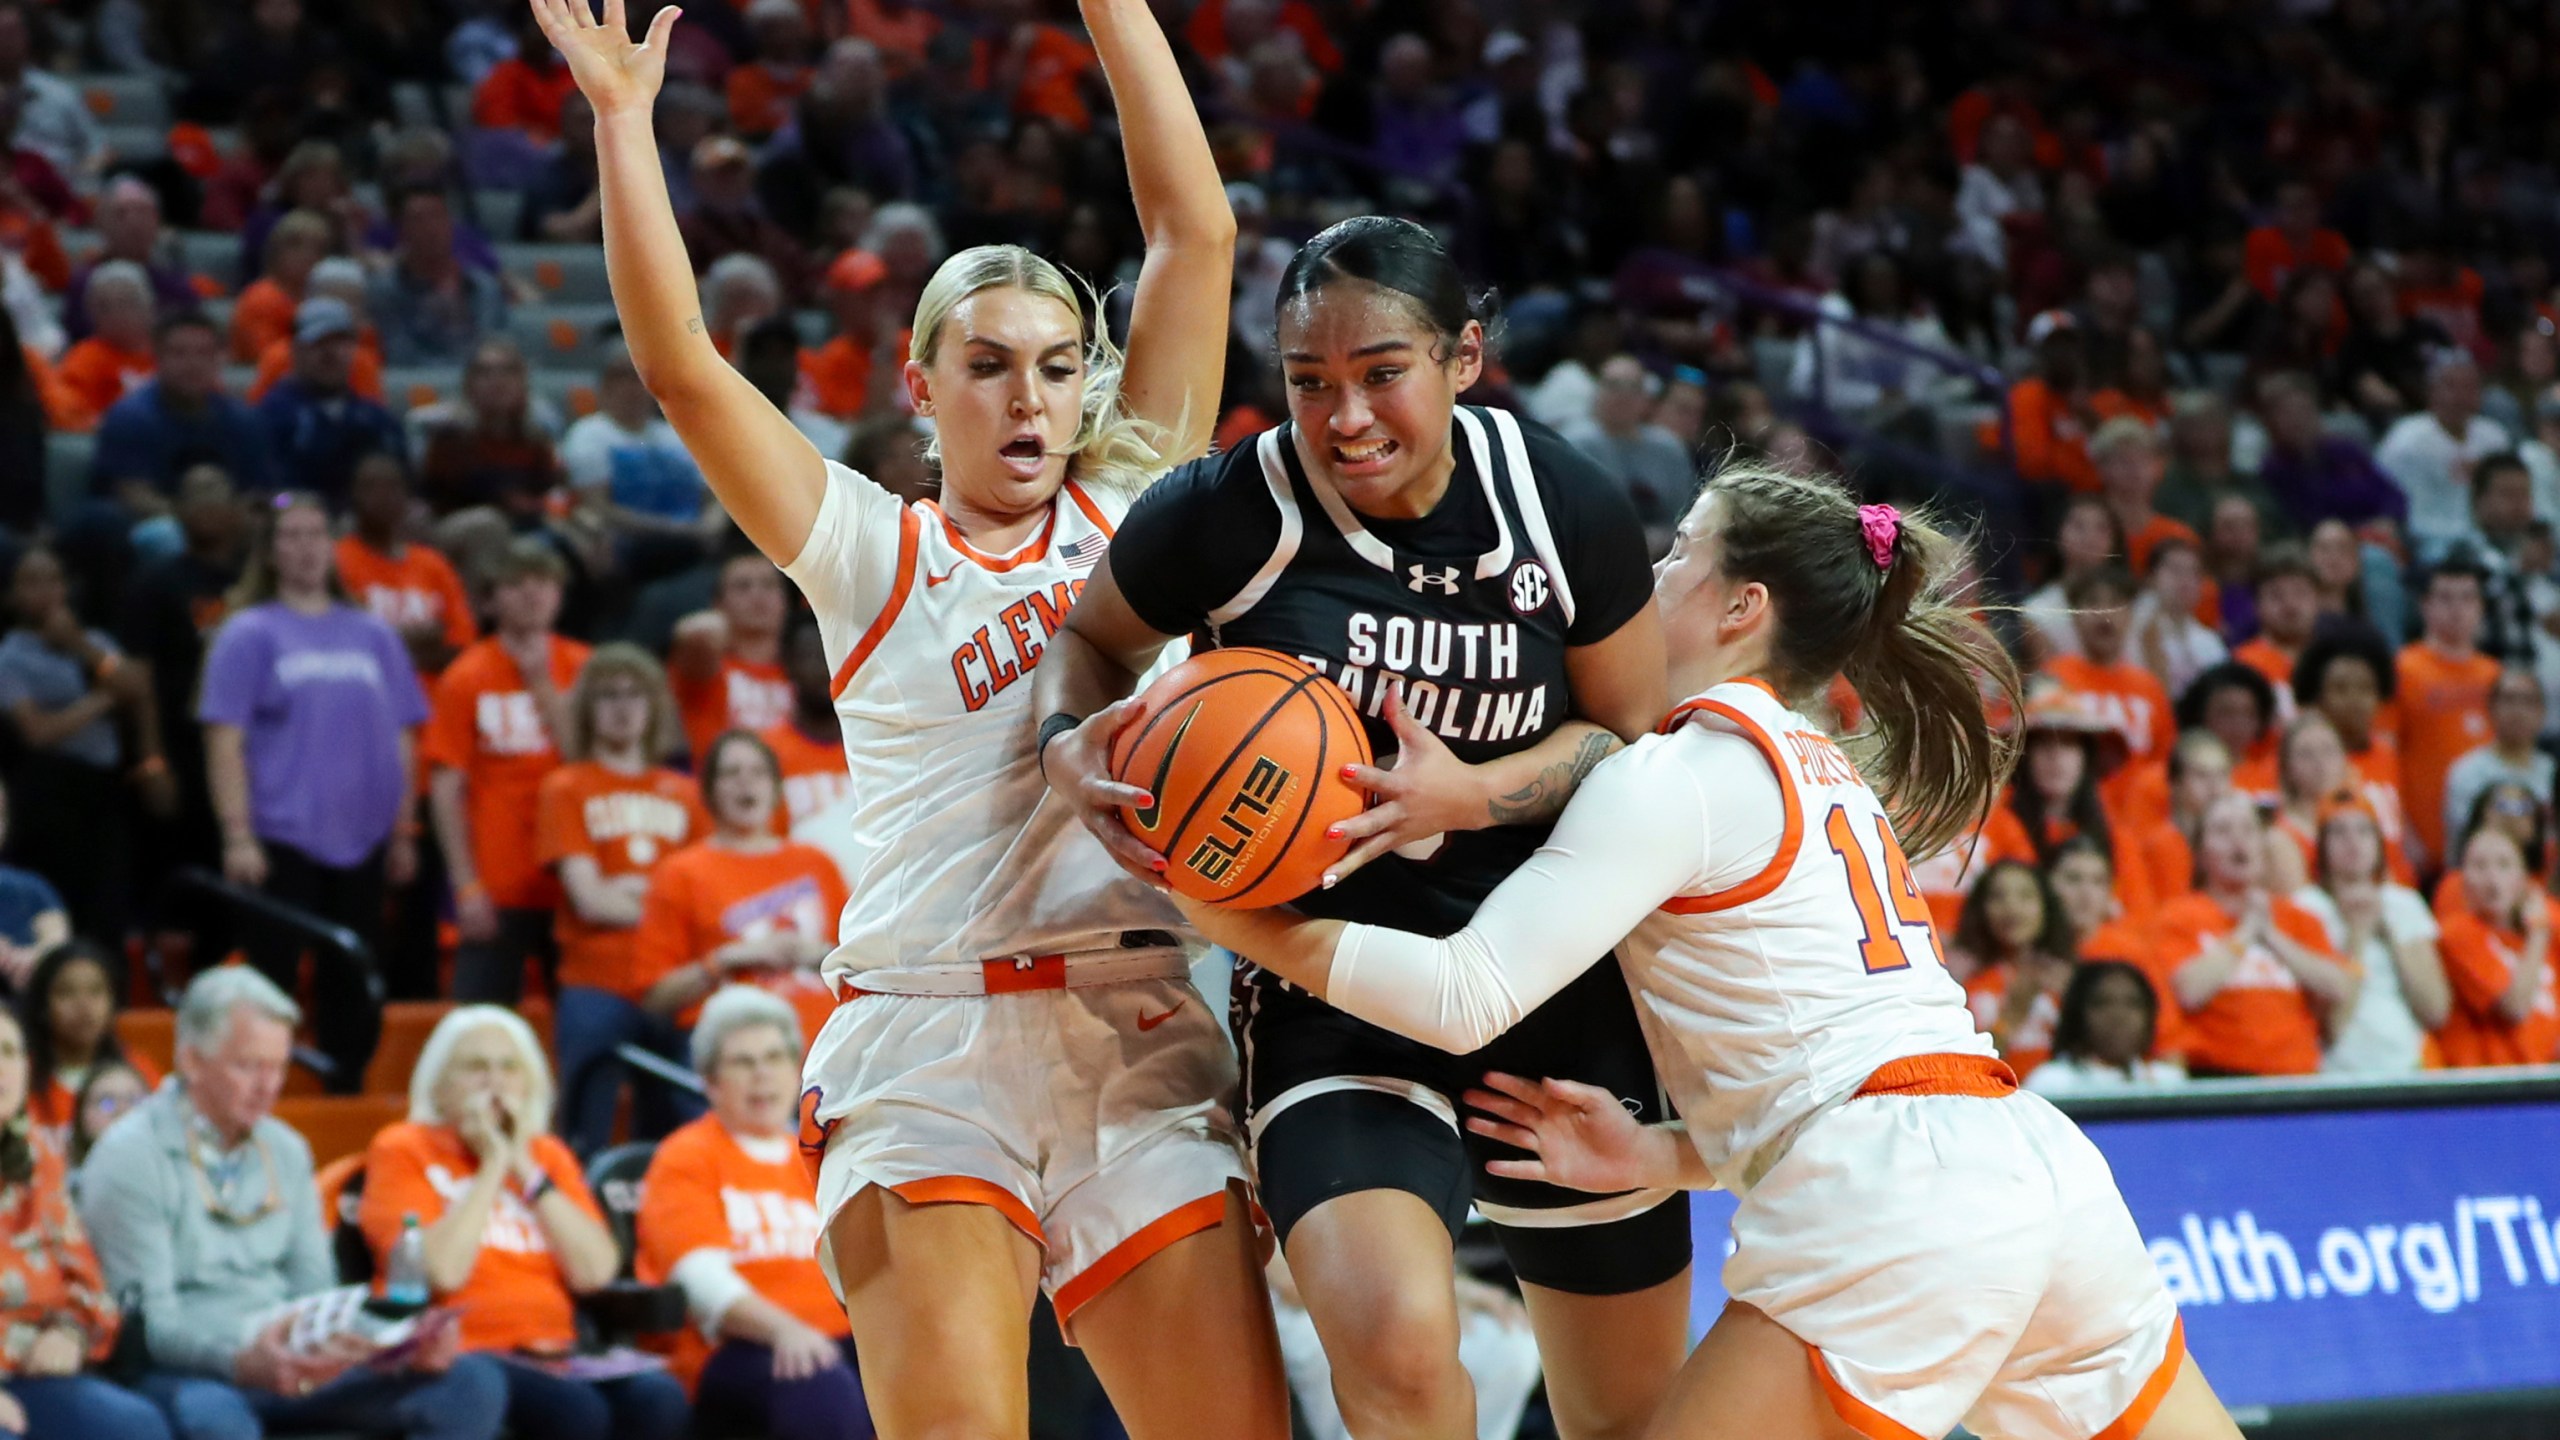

{"left": 1509, "top": 560, "right": 1552, "bottom": 616}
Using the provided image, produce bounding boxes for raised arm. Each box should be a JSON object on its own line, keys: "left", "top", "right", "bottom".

{"left": 1082, "top": 0, "right": 1234, "bottom": 466}
{"left": 531, "top": 0, "right": 827, "bottom": 564}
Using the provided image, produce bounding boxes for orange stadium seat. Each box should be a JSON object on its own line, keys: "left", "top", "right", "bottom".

{"left": 115, "top": 1008, "right": 174, "bottom": 1077}
{"left": 365, "top": 1001, "right": 455, "bottom": 1096}
{"left": 276, "top": 1094, "right": 407, "bottom": 1169}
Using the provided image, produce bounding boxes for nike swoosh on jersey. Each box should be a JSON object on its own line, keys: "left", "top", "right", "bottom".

{"left": 924, "top": 563, "right": 965, "bottom": 588}
{"left": 1136, "top": 1001, "right": 1186, "bottom": 1031}
{"left": 1129, "top": 703, "right": 1199, "bottom": 832}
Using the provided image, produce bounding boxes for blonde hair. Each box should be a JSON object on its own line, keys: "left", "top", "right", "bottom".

{"left": 908, "top": 244, "right": 1169, "bottom": 500}
{"left": 1697, "top": 464, "right": 2022, "bottom": 860}
{"left": 561, "top": 642, "right": 684, "bottom": 762}
{"left": 409, "top": 1004, "right": 555, "bottom": 1137}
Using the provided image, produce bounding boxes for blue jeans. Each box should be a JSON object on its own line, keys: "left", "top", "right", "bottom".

{"left": 494, "top": 1359, "right": 689, "bottom": 1440}
{"left": 554, "top": 984, "right": 701, "bottom": 1155}
{"left": 695, "top": 1337, "right": 873, "bottom": 1440}
{"left": 5, "top": 1374, "right": 174, "bottom": 1440}
{"left": 133, "top": 1354, "right": 508, "bottom": 1440}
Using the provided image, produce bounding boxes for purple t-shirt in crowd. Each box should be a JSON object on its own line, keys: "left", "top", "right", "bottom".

{"left": 197, "top": 602, "right": 430, "bottom": 869}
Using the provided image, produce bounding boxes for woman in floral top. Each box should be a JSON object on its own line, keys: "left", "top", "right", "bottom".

{"left": 0, "top": 1005, "right": 168, "bottom": 1438}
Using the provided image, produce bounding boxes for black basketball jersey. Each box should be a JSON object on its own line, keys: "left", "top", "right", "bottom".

{"left": 1111, "top": 404, "right": 1653, "bottom": 935}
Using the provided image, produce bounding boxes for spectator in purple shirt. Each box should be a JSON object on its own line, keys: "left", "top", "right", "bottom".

{"left": 61, "top": 179, "right": 201, "bottom": 343}
{"left": 1366, "top": 33, "right": 1467, "bottom": 192}
{"left": 2258, "top": 370, "right": 2409, "bottom": 532}
{"left": 197, "top": 493, "right": 426, "bottom": 1090}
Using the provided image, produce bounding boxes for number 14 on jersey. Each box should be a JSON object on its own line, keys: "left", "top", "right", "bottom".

{"left": 1824, "top": 805, "right": 1947, "bottom": 975}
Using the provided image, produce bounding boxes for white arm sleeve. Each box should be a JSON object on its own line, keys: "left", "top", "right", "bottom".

{"left": 668, "top": 1247, "right": 754, "bottom": 1337}
{"left": 1327, "top": 733, "right": 1716, "bottom": 1053}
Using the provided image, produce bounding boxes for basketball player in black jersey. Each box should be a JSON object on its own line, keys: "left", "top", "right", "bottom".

{"left": 1036, "top": 218, "right": 1691, "bottom": 1440}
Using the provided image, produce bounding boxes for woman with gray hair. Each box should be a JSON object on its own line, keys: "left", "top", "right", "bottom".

{"left": 357, "top": 1006, "right": 688, "bottom": 1440}
{"left": 635, "top": 986, "right": 865, "bottom": 1440}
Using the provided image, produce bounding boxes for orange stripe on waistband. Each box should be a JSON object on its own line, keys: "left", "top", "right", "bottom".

{"left": 1853, "top": 1052, "right": 2018, "bottom": 1100}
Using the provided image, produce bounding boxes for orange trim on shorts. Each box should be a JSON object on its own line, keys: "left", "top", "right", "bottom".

{"left": 2088, "top": 1316, "right": 2187, "bottom": 1440}
{"left": 1051, "top": 1191, "right": 1231, "bottom": 1322}
{"left": 830, "top": 506, "right": 923, "bottom": 699}
{"left": 984, "top": 955, "right": 1070, "bottom": 993}
{"left": 1061, "top": 479, "right": 1115, "bottom": 538}
{"left": 1853, "top": 1052, "right": 2020, "bottom": 1100}
{"left": 1658, "top": 697, "right": 1802, "bottom": 915}
{"left": 1805, "top": 1344, "right": 1932, "bottom": 1440}
{"left": 887, "top": 1176, "right": 1044, "bottom": 1243}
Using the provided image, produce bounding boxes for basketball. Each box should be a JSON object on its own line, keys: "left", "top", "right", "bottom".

{"left": 1109, "top": 647, "right": 1373, "bottom": 907}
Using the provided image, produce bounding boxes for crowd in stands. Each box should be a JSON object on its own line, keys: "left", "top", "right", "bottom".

{"left": 0, "top": 0, "right": 2557, "bottom": 1435}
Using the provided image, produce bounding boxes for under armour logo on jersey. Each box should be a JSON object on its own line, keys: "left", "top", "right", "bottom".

{"left": 1407, "top": 564, "right": 1462, "bottom": 594}
{"left": 1509, "top": 561, "right": 1553, "bottom": 615}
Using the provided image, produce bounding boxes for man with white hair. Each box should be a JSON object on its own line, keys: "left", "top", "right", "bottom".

{"left": 2378, "top": 350, "right": 2515, "bottom": 554}
{"left": 78, "top": 967, "right": 509, "bottom": 1440}
{"left": 65, "top": 177, "right": 200, "bottom": 340}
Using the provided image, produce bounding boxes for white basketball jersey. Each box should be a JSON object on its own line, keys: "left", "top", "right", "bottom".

{"left": 781, "top": 461, "right": 1180, "bottom": 985}
{"left": 1621, "top": 678, "right": 1993, "bottom": 1189}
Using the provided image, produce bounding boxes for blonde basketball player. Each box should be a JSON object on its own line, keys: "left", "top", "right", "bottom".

{"left": 1177, "top": 467, "right": 2248, "bottom": 1440}
{"left": 530, "top": 0, "right": 1287, "bottom": 1434}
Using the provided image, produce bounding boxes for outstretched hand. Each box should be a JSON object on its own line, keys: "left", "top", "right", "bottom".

{"left": 1461, "top": 1072, "right": 1682, "bottom": 1195}
{"left": 528, "top": 0, "right": 679, "bottom": 119}
{"left": 1324, "top": 689, "right": 1482, "bottom": 886}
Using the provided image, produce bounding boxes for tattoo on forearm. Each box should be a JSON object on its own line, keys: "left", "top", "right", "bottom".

{"left": 1487, "top": 730, "right": 1622, "bottom": 826}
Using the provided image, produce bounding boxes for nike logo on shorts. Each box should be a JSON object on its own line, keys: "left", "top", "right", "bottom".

{"left": 1137, "top": 1001, "right": 1186, "bottom": 1031}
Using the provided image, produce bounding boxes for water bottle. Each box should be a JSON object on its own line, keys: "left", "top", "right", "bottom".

{"left": 384, "top": 1214, "right": 429, "bottom": 1309}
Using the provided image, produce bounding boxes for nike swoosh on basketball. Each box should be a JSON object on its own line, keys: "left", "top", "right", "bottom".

{"left": 1137, "top": 1001, "right": 1185, "bottom": 1031}
{"left": 1129, "top": 703, "right": 1200, "bottom": 832}
{"left": 924, "top": 562, "right": 965, "bottom": 588}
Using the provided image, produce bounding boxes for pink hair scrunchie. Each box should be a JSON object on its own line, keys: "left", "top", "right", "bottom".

{"left": 1858, "top": 504, "right": 1901, "bottom": 570}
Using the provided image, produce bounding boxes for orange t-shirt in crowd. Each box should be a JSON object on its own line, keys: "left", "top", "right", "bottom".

{"left": 250, "top": 333, "right": 386, "bottom": 403}
{"left": 726, "top": 62, "right": 813, "bottom": 138}
{"left": 675, "top": 655, "right": 793, "bottom": 760}
{"left": 1911, "top": 810, "right": 2034, "bottom": 936}
{"left": 2394, "top": 643, "right": 2499, "bottom": 869}
{"left": 762, "top": 721, "right": 849, "bottom": 831}
{"left": 1994, "top": 790, "right": 2157, "bottom": 917}
{"left": 2143, "top": 892, "right": 2350, "bottom": 1076}
{"left": 798, "top": 337, "right": 875, "bottom": 420}
{"left": 473, "top": 58, "right": 580, "bottom": 142}
{"left": 971, "top": 25, "right": 1098, "bottom": 130}
{"left": 2006, "top": 377, "right": 2098, "bottom": 493}
{"left": 846, "top": 0, "right": 940, "bottom": 74}
{"left": 536, "top": 762, "right": 708, "bottom": 996}
{"left": 2435, "top": 903, "right": 2560, "bottom": 1068}
{"left": 2133, "top": 819, "right": 2194, "bottom": 904}
{"left": 1962, "top": 963, "right": 2057, "bottom": 1079}
{"left": 425, "top": 636, "right": 593, "bottom": 911}
{"left": 2232, "top": 637, "right": 2296, "bottom": 697}
{"left": 631, "top": 839, "right": 848, "bottom": 1038}
{"left": 2075, "top": 917, "right": 2187, "bottom": 1061}
{"left": 359, "top": 1123, "right": 605, "bottom": 1354}
{"left": 635, "top": 1114, "right": 847, "bottom": 1385}
{"left": 335, "top": 535, "right": 478, "bottom": 673}
{"left": 25, "top": 1050, "right": 162, "bottom": 1139}
{"left": 54, "top": 336, "right": 153, "bottom": 421}
{"left": 2122, "top": 513, "right": 2199, "bottom": 576}
{"left": 2243, "top": 225, "right": 2350, "bottom": 300}
{"left": 2041, "top": 655, "right": 2176, "bottom": 767}
{"left": 230, "top": 277, "right": 297, "bottom": 362}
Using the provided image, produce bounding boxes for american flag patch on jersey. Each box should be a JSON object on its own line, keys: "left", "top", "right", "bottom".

{"left": 1060, "top": 533, "right": 1108, "bottom": 570}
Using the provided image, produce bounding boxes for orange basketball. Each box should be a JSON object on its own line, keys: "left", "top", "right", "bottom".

{"left": 1109, "top": 647, "right": 1372, "bottom": 908}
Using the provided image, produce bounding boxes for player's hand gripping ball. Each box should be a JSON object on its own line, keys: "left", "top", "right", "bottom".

{"left": 1109, "top": 647, "right": 1372, "bottom": 906}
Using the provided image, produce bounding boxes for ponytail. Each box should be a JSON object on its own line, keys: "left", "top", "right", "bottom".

{"left": 1699, "top": 465, "right": 2022, "bottom": 860}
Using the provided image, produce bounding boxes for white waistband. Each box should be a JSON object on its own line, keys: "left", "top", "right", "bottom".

{"left": 834, "top": 948, "right": 1193, "bottom": 998}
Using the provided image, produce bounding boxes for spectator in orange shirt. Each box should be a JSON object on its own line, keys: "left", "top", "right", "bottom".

{"left": 635, "top": 988, "right": 866, "bottom": 1439}
{"left": 2242, "top": 179, "right": 2350, "bottom": 301}
{"left": 671, "top": 553, "right": 794, "bottom": 759}
{"left": 2175, "top": 661, "right": 2279, "bottom": 796}
{"left": 2294, "top": 622, "right": 2413, "bottom": 843}
{"left": 762, "top": 621, "right": 848, "bottom": 834}
{"left": 798, "top": 248, "right": 899, "bottom": 421}
{"left": 228, "top": 209, "right": 330, "bottom": 363}
{"left": 2266, "top": 709, "right": 2417, "bottom": 889}
{"left": 2147, "top": 791, "right": 2359, "bottom": 1077}
{"left": 15, "top": 940, "right": 157, "bottom": 1142}
{"left": 428, "top": 540, "right": 592, "bottom": 1004}
{"left": 2091, "top": 417, "right": 2195, "bottom": 575}
{"left": 53, "top": 262, "right": 158, "bottom": 428}
{"left": 725, "top": 0, "right": 814, "bottom": 140}
{"left": 1949, "top": 859, "right": 2071, "bottom": 1078}
{"left": 2233, "top": 542, "right": 2317, "bottom": 720}
{"left": 2434, "top": 782, "right": 2552, "bottom": 922}
{"left": 360, "top": 1007, "right": 689, "bottom": 1440}
{"left": 2089, "top": 325, "right": 2172, "bottom": 431}
{"left": 2129, "top": 730, "right": 2231, "bottom": 904}
{"left": 248, "top": 258, "right": 388, "bottom": 404}
{"left": 631, "top": 732, "right": 845, "bottom": 1046}
{"left": 972, "top": 12, "right": 1101, "bottom": 131}
{"left": 2395, "top": 556, "right": 2500, "bottom": 872}
{"left": 2041, "top": 567, "right": 2177, "bottom": 805}
{"left": 2006, "top": 316, "right": 2099, "bottom": 499}
{"left": 846, "top": 0, "right": 938, "bottom": 77}
{"left": 337, "top": 454, "right": 478, "bottom": 678}
{"left": 539, "top": 645, "right": 707, "bottom": 1154}
{"left": 2435, "top": 825, "right": 2560, "bottom": 1067}
{"left": 472, "top": 8, "right": 580, "bottom": 144}
{"left": 2048, "top": 833, "right": 2185, "bottom": 1061}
